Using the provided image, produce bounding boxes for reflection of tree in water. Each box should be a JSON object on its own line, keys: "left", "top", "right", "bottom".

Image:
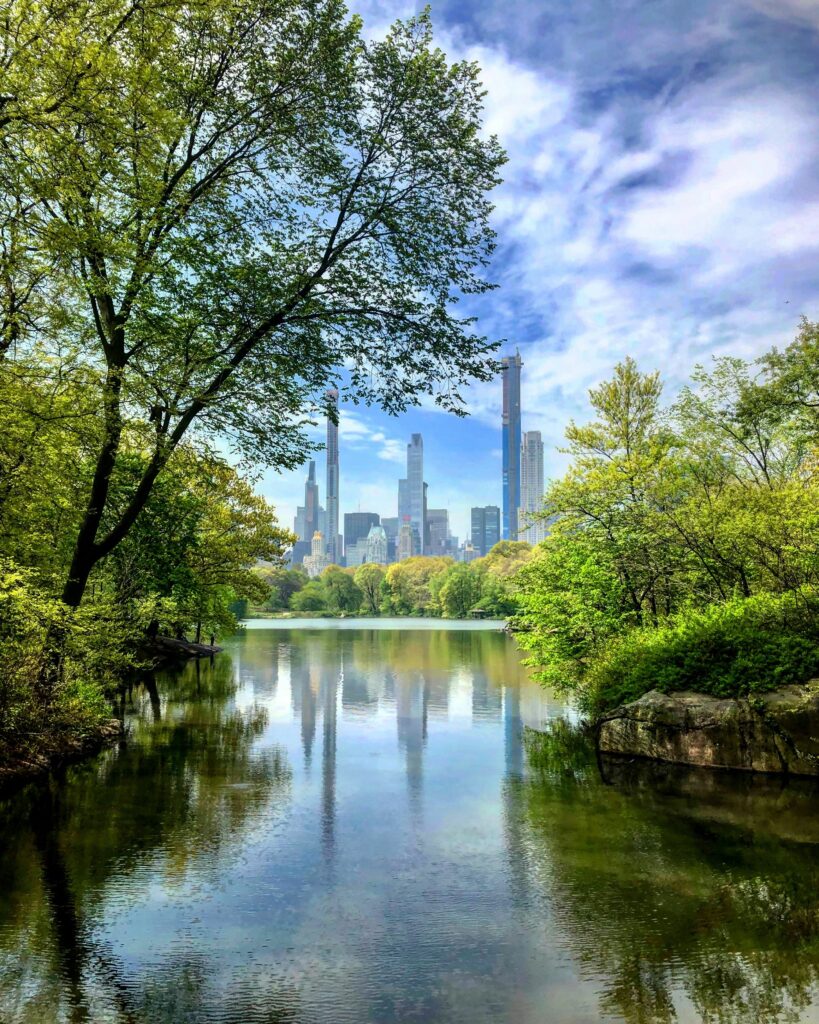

{"left": 110, "top": 952, "right": 303, "bottom": 1024}
{"left": 517, "top": 723, "right": 819, "bottom": 1024}
{"left": 0, "top": 655, "right": 294, "bottom": 1024}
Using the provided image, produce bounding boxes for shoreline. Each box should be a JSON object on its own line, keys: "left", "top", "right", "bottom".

{"left": 0, "top": 718, "right": 123, "bottom": 796}
{"left": 240, "top": 615, "right": 509, "bottom": 631}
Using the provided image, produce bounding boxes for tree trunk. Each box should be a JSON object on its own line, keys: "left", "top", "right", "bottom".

{"left": 60, "top": 368, "right": 124, "bottom": 609}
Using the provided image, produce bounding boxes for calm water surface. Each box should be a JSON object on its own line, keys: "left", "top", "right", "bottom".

{"left": 2, "top": 621, "right": 819, "bottom": 1023}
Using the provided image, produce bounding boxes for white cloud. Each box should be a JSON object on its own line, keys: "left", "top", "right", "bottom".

{"left": 744, "top": 0, "right": 819, "bottom": 30}
{"left": 269, "top": 0, "right": 819, "bottom": 534}
{"left": 419, "top": 26, "right": 819, "bottom": 490}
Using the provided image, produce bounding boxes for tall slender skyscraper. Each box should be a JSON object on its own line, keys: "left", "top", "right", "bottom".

{"left": 291, "top": 460, "right": 322, "bottom": 565}
{"left": 398, "top": 478, "right": 410, "bottom": 522}
{"left": 501, "top": 350, "right": 523, "bottom": 539}
{"left": 519, "top": 430, "right": 546, "bottom": 544}
{"left": 304, "top": 460, "right": 320, "bottom": 540}
{"left": 407, "top": 433, "right": 425, "bottom": 554}
{"left": 325, "top": 389, "right": 340, "bottom": 564}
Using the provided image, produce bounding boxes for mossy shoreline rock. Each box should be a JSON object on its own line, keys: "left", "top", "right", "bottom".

{"left": 598, "top": 684, "right": 819, "bottom": 775}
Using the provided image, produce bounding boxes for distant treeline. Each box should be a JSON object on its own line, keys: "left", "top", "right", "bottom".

{"left": 252, "top": 543, "right": 534, "bottom": 620}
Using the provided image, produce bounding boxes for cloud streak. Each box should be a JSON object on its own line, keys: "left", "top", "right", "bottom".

{"left": 264, "top": 0, "right": 819, "bottom": 540}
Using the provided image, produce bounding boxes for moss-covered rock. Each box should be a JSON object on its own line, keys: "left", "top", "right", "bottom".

{"left": 598, "top": 683, "right": 819, "bottom": 775}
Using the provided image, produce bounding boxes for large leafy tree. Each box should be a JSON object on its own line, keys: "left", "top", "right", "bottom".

{"left": 0, "top": 0, "right": 504, "bottom": 611}
{"left": 353, "top": 562, "right": 385, "bottom": 615}
{"left": 515, "top": 328, "right": 819, "bottom": 705}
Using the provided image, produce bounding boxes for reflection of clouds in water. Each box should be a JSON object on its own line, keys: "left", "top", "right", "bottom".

{"left": 4, "top": 626, "right": 819, "bottom": 1024}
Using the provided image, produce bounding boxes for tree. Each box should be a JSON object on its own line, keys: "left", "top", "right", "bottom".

{"left": 290, "top": 580, "right": 327, "bottom": 613}
{"left": 758, "top": 317, "right": 819, "bottom": 440}
{"left": 381, "top": 556, "right": 453, "bottom": 615}
{"left": 513, "top": 330, "right": 819, "bottom": 709}
{"left": 321, "top": 566, "right": 361, "bottom": 613}
{"left": 437, "top": 563, "right": 480, "bottom": 618}
{"left": 0, "top": 0, "right": 504, "bottom": 616}
{"left": 258, "top": 567, "right": 308, "bottom": 611}
{"left": 103, "top": 449, "right": 290, "bottom": 640}
{"left": 354, "top": 563, "right": 385, "bottom": 615}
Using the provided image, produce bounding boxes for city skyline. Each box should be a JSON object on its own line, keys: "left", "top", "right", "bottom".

{"left": 257, "top": 0, "right": 819, "bottom": 549}
{"left": 289, "top": 352, "right": 545, "bottom": 567}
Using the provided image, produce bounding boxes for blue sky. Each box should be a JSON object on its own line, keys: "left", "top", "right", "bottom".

{"left": 261, "top": 0, "right": 819, "bottom": 543}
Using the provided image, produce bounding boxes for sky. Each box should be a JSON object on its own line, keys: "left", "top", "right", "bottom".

{"left": 261, "top": 0, "right": 819, "bottom": 544}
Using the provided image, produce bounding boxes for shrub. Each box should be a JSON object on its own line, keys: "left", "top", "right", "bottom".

{"left": 0, "top": 561, "right": 116, "bottom": 765}
{"left": 585, "top": 590, "right": 819, "bottom": 716}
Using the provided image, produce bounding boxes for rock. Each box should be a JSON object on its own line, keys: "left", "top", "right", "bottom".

{"left": 598, "top": 684, "right": 819, "bottom": 775}
{"left": 143, "top": 635, "right": 222, "bottom": 663}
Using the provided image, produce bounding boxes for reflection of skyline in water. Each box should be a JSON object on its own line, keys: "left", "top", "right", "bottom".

{"left": 3, "top": 626, "right": 819, "bottom": 1024}
{"left": 233, "top": 630, "right": 538, "bottom": 849}
{"left": 237, "top": 629, "right": 539, "bottom": 842}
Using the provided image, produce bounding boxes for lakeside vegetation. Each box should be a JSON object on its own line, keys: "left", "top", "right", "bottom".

{"left": 0, "top": 0, "right": 504, "bottom": 771}
{"left": 251, "top": 542, "right": 533, "bottom": 619}
{"left": 514, "top": 320, "right": 819, "bottom": 716}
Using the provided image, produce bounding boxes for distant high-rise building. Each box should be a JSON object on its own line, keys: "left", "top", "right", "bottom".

{"left": 365, "top": 525, "right": 388, "bottom": 565}
{"left": 381, "top": 516, "right": 399, "bottom": 563}
{"left": 292, "top": 460, "right": 324, "bottom": 564}
{"left": 344, "top": 512, "right": 380, "bottom": 555}
{"left": 398, "top": 478, "right": 410, "bottom": 523}
{"left": 423, "top": 481, "right": 429, "bottom": 551}
{"left": 294, "top": 506, "right": 306, "bottom": 542}
{"left": 326, "top": 390, "right": 341, "bottom": 564}
{"left": 407, "top": 433, "right": 425, "bottom": 554}
{"left": 519, "top": 430, "right": 546, "bottom": 544}
{"left": 460, "top": 540, "right": 479, "bottom": 563}
{"left": 303, "top": 531, "right": 331, "bottom": 578}
{"left": 397, "top": 520, "right": 416, "bottom": 561}
{"left": 345, "top": 540, "right": 370, "bottom": 567}
{"left": 501, "top": 351, "right": 522, "bottom": 540}
{"left": 471, "top": 505, "right": 501, "bottom": 556}
{"left": 305, "top": 460, "right": 320, "bottom": 540}
{"left": 426, "top": 508, "right": 449, "bottom": 556}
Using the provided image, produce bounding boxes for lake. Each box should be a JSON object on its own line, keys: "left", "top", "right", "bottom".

{"left": 2, "top": 620, "right": 819, "bottom": 1023}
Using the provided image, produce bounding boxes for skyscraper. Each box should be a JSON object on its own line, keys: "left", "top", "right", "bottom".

{"left": 344, "top": 512, "right": 380, "bottom": 554}
{"left": 471, "top": 505, "right": 500, "bottom": 556}
{"left": 291, "top": 460, "right": 322, "bottom": 565}
{"left": 304, "top": 460, "right": 320, "bottom": 540}
{"left": 397, "top": 521, "right": 415, "bottom": 561}
{"left": 325, "top": 389, "right": 341, "bottom": 564}
{"left": 380, "top": 516, "right": 399, "bottom": 563}
{"left": 398, "top": 478, "right": 410, "bottom": 523}
{"left": 365, "top": 524, "right": 388, "bottom": 565}
{"left": 519, "top": 430, "right": 546, "bottom": 544}
{"left": 407, "top": 433, "right": 425, "bottom": 554}
{"left": 426, "top": 508, "right": 449, "bottom": 556}
{"left": 501, "top": 350, "right": 522, "bottom": 539}
{"left": 303, "top": 531, "right": 331, "bottom": 578}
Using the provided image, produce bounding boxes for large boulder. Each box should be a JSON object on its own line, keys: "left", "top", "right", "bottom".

{"left": 598, "top": 684, "right": 819, "bottom": 775}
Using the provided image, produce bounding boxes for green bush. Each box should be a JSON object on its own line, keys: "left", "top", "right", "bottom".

{"left": 0, "top": 562, "right": 121, "bottom": 765}
{"left": 585, "top": 591, "right": 819, "bottom": 715}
